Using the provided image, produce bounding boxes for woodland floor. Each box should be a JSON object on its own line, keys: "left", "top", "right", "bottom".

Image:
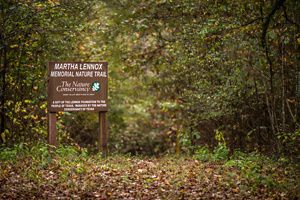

{"left": 0, "top": 151, "right": 299, "bottom": 200}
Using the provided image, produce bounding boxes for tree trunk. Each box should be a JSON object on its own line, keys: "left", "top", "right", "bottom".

{"left": 280, "top": 36, "right": 286, "bottom": 130}
{"left": 0, "top": 45, "right": 7, "bottom": 143}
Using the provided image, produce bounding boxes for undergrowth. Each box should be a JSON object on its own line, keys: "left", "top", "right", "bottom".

{"left": 0, "top": 142, "right": 299, "bottom": 199}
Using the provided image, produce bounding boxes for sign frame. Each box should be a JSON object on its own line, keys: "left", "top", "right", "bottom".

{"left": 47, "top": 61, "right": 108, "bottom": 156}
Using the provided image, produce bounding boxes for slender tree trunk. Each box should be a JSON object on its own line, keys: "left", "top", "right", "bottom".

{"left": 281, "top": 37, "right": 286, "bottom": 130}
{"left": 0, "top": 45, "right": 7, "bottom": 143}
{"left": 266, "top": 94, "right": 275, "bottom": 135}
{"left": 295, "top": 3, "right": 300, "bottom": 125}
{"left": 260, "top": 0, "right": 287, "bottom": 135}
{"left": 260, "top": 0, "right": 276, "bottom": 136}
{"left": 0, "top": 48, "right": 2, "bottom": 144}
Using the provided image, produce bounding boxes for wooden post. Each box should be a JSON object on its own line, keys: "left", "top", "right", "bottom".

{"left": 98, "top": 112, "right": 108, "bottom": 157}
{"left": 48, "top": 112, "right": 57, "bottom": 146}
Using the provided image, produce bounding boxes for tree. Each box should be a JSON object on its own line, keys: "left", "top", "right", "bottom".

{"left": 0, "top": 0, "right": 94, "bottom": 144}
{"left": 101, "top": 0, "right": 300, "bottom": 156}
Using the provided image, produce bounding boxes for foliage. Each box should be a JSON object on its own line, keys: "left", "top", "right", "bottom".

{"left": 226, "top": 151, "right": 299, "bottom": 192}
{"left": 1, "top": 0, "right": 300, "bottom": 161}
{"left": 0, "top": 0, "right": 96, "bottom": 144}
{"left": 194, "top": 144, "right": 230, "bottom": 162}
{"left": 213, "top": 144, "right": 230, "bottom": 161}
{"left": 1, "top": 1, "right": 300, "bottom": 198}
{"left": 194, "top": 146, "right": 211, "bottom": 162}
{"left": 99, "top": 0, "right": 300, "bottom": 158}
{"left": 193, "top": 145, "right": 299, "bottom": 195}
{"left": 0, "top": 143, "right": 299, "bottom": 199}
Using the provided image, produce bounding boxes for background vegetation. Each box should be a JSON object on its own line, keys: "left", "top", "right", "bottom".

{"left": 1, "top": 0, "right": 299, "bottom": 198}
{"left": 1, "top": 0, "right": 300, "bottom": 157}
{"left": 0, "top": 143, "right": 299, "bottom": 199}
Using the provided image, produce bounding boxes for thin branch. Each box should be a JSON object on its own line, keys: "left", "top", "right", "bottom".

{"left": 286, "top": 99, "right": 300, "bottom": 128}
{"left": 261, "top": 0, "right": 286, "bottom": 47}
{"left": 241, "top": 17, "right": 263, "bottom": 27}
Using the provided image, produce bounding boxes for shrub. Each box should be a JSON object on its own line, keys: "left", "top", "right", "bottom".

{"left": 212, "top": 144, "right": 229, "bottom": 161}
{"left": 194, "top": 146, "right": 211, "bottom": 161}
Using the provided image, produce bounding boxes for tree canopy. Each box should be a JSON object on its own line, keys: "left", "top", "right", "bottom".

{"left": 0, "top": 0, "right": 299, "bottom": 159}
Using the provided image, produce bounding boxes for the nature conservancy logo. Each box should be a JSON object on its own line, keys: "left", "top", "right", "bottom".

{"left": 91, "top": 82, "right": 100, "bottom": 92}
{"left": 56, "top": 81, "right": 94, "bottom": 92}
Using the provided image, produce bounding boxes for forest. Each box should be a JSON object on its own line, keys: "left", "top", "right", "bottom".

{"left": 0, "top": 0, "right": 299, "bottom": 199}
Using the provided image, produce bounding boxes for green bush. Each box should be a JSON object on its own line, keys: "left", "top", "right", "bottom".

{"left": 0, "top": 143, "right": 30, "bottom": 162}
{"left": 225, "top": 151, "right": 278, "bottom": 189}
{"left": 212, "top": 144, "right": 229, "bottom": 161}
{"left": 194, "top": 146, "right": 211, "bottom": 161}
{"left": 194, "top": 144, "right": 230, "bottom": 162}
{"left": 0, "top": 147, "right": 18, "bottom": 162}
{"left": 55, "top": 145, "right": 79, "bottom": 157}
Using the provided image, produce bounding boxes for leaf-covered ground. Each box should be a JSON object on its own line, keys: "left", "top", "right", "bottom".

{"left": 0, "top": 146, "right": 299, "bottom": 199}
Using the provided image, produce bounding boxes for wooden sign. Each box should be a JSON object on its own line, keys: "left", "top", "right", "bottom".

{"left": 48, "top": 62, "right": 108, "bottom": 112}
{"left": 47, "top": 62, "right": 108, "bottom": 156}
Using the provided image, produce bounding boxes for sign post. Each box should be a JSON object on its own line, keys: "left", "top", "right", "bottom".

{"left": 99, "top": 112, "right": 107, "bottom": 156}
{"left": 48, "top": 62, "right": 108, "bottom": 154}
{"left": 48, "top": 112, "right": 57, "bottom": 146}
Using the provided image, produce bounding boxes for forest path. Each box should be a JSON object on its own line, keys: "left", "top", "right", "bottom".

{"left": 0, "top": 155, "right": 291, "bottom": 199}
